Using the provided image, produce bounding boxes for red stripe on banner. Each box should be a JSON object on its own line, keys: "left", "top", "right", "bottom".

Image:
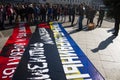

{"left": 0, "top": 23, "right": 32, "bottom": 80}
{"left": 38, "top": 23, "right": 50, "bottom": 28}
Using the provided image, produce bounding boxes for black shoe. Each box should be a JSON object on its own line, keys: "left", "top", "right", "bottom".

{"left": 71, "top": 24, "right": 73, "bottom": 26}
{"left": 96, "top": 25, "right": 98, "bottom": 27}
{"left": 98, "top": 25, "right": 102, "bottom": 27}
{"left": 112, "top": 32, "right": 115, "bottom": 34}
{"left": 0, "top": 27, "right": 5, "bottom": 30}
{"left": 2, "top": 28, "right": 5, "bottom": 30}
{"left": 112, "top": 32, "right": 118, "bottom": 36}
{"left": 113, "top": 34, "right": 118, "bottom": 37}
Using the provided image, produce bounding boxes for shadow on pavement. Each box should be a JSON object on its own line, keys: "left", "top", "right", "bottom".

{"left": 104, "top": 18, "right": 114, "bottom": 23}
{"left": 68, "top": 26, "right": 93, "bottom": 34}
{"left": 64, "top": 23, "right": 77, "bottom": 28}
{"left": 91, "top": 35, "right": 116, "bottom": 53}
{"left": 69, "top": 29, "right": 81, "bottom": 34}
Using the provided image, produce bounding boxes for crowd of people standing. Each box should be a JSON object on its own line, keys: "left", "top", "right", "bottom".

{"left": 0, "top": 3, "right": 104, "bottom": 30}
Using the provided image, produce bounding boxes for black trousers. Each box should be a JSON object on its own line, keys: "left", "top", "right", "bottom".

{"left": 0, "top": 20, "right": 4, "bottom": 29}
{"left": 71, "top": 15, "right": 75, "bottom": 25}
{"left": 114, "top": 18, "right": 120, "bottom": 36}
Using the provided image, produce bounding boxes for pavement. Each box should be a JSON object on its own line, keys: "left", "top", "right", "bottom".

{"left": 0, "top": 16, "right": 120, "bottom": 80}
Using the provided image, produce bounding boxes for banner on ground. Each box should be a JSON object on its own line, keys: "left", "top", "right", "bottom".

{"left": 12, "top": 22, "right": 104, "bottom": 80}
{"left": 0, "top": 23, "right": 32, "bottom": 80}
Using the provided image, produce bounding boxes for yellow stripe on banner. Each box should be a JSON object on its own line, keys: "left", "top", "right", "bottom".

{"left": 50, "top": 24, "right": 84, "bottom": 80}
{"left": 49, "top": 22, "right": 53, "bottom": 25}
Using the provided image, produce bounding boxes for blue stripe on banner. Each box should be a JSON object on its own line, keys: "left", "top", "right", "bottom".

{"left": 51, "top": 22, "right": 104, "bottom": 80}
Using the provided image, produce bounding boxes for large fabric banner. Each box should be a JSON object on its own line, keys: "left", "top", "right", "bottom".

{"left": 50, "top": 22, "right": 104, "bottom": 80}
{"left": 12, "top": 22, "right": 104, "bottom": 80}
{"left": 12, "top": 23, "right": 66, "bottom": 80}
{"left": 0, "top": 23, "right": 32, "bottom": 80}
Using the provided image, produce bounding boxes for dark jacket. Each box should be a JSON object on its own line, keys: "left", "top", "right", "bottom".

{"left": 79, "top": 7, "right": 84, "bottom": 16}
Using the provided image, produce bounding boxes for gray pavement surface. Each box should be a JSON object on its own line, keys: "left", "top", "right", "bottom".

{"left": 0, "top": 16, "right": 120, "bottom": 80}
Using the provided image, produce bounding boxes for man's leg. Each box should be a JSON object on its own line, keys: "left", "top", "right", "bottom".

{"left": 113, "top": 18, "right": 120, "bottom": 36}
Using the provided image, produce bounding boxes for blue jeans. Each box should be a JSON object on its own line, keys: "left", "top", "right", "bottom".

{"left": 78, "top": 16, "right": 83, "bottom": 30}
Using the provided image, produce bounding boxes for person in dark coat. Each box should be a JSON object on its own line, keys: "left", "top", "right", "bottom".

{"left": 33, "top": 4, "right": 40, "bottom": 23}
{"left": 85, "top": 5, "right": 89, "bottom": 25}
{"left": 14, "top": 4, "right": 20, "bottom": 23}
{"left": 53, "top": 5, "right": 57, "bottom": 21}
{"left": 96, "top": 8, "right": 105, "bottom": 27}
{"left": 77, "top": 4, "right": 84, "bottom": 31}
{"left": 6, "top": 4, "right": 14, "bottom": 25}
{"left": 68, "top": 5, "right": 72, "bottom": 22}
{"left": 19, "top": 5, "right": 26, "bottom": 21}
{"left": 47, "top": 5, "right": 53, "bottom": 22}
{"left": 112, "top": 4, "right": 120, "bottom": 36}
{"left": 27, "top": 4, "right": 34, "bottom": 23}
{"left": 87, "top": 6, "right": 96, "bottom": 25}
{"left": 71, "top": 6, "right": 75, "bottom": 26}
{"left": 41, "top": 4, "right": 47, "bottom": 22}
{"left": 0, "top": 4, "right": 5, "bottom": 30}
